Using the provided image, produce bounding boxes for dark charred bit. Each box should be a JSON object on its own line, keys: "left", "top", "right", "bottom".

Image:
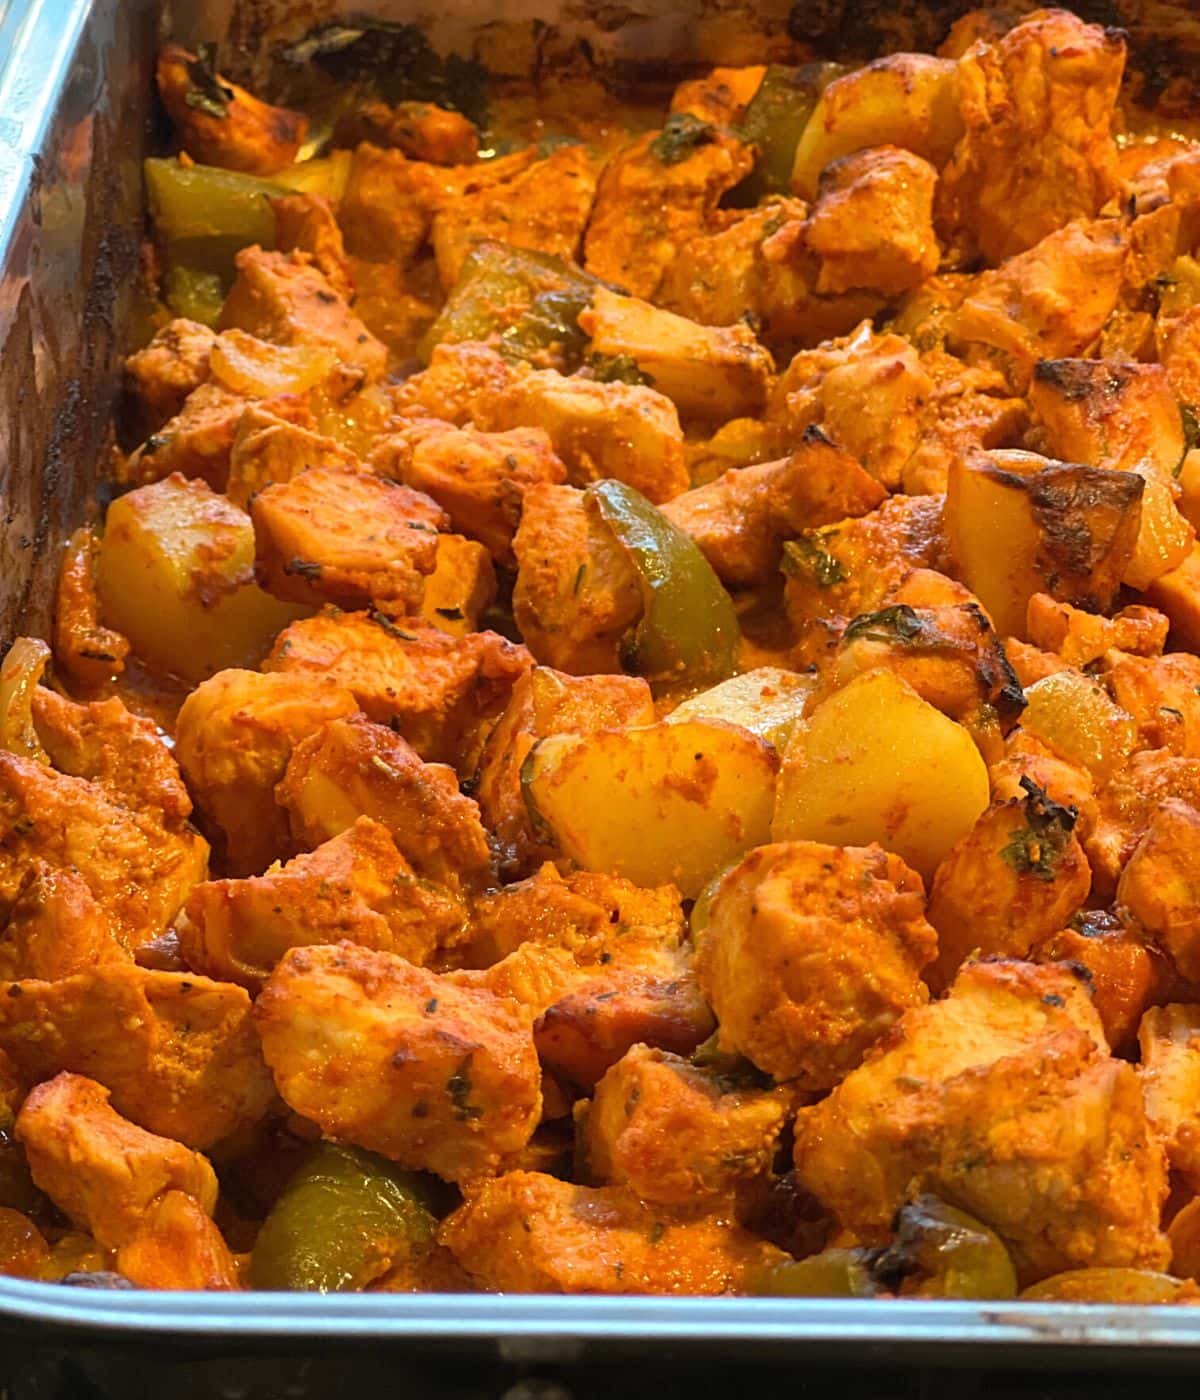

{"left": 999, "top": 778, "right": 1078, "bottom": 881}
{"left": 1033, "top": 358, "right": 1135, "bottom": 402}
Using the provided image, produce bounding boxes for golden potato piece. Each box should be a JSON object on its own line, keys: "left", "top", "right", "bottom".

{"left": 667, "top": 668, "right": 816, "bottom": 755}
{"left": 699, "top": 841, "right": 935, "bottom": 1087}
{"left": 523, "top": 718, "right": 778, "bottom": 899}
{"left": 773, "top": 668, "right": 989, "bottom": 882}
{"left": 944, "top": 451, "right": 1142, "bottom": 638}
{"left": 255, "top": 944, "right": 542, "bottom": 1181}
{"left": 16, "top": 1072, "right": 217, "bottom": 1248}
{"left": 476, "top": 666, "right": 655, "bottom": 879}
{"left": 0, "top": 965, "right": 274, "bottom": 1149}
{"left": 97, "top": 474, "right": 310, "bottom": 685}
{"left": 790, "top": 54, "right": 961, "bottom": 200}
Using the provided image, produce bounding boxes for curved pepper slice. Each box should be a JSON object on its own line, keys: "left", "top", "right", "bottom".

{"left": 249, "top": 1141, "right": 441, "bottom": 1292}
{"left": 735, "top": 63, "right": 849, "bottom": 201}
{"left": 585, "top": 479, "right": 740, "bottom": 688}
{"left": 872, "top": 1196, "right": 1017, "bottom": 1300}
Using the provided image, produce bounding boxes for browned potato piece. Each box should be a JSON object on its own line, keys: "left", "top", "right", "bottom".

{"left": 219, "top": 247, "right": 387, "bottom": 382}
{"left": 661, "top": 428, "right": 886, "bottom": 587}
{"left": 1107, "top": 652, "right": 1200, "bottom": 758}
{"left": 156, "top": 44, "right": 308, "bottom": 175}
{"left": 1030, "top": 359, "right": 1193, "bottom": 589}
{"left": 174, "top": 668, "right": 358, "bottom": 877}
{"left": 583, "top": 124, "right": 753, "bottom": 299}
{"left": 15, "top": 1072, "right": 217, "bottom": 1247}
{"left": 179, "top": 817, "right": 468, "bottom": 990}
{"left": 790, "top": 54, "right": 961, "bottom": 199}
{"left": 793, "top": 959, "right": 1169, "bottom": 1283}
{"left": 369, "top": 420, "right": 567, "bottom": 567}
{"left": 1138, "top": 1004, "right": 1200, "bottom": 1190}
{"left": 431, "top": 144, "right": 598, "bottom": 289}
{"left": 579, "top": 288, "right": 773, "bottom": 422}
{"left": 697, "top": 841, "right": 935, "bottom": 1087}
{"left": 935, "top": 12, "right": 1122, "bottom": 264}
{"left": 420, "top": 534, "right": 496, "bottom": 636}
{"left": 476, "top": 667, "right": 654, "bottom": 878}
{"left": 0, "top": 752, "right": 206, "bottom": 951}
{"left": 1118, "top": 799, "right": 1200, "bottom": 982}
{"left": 511, "top": 483, "right": 643, "bottom": 675}
{"left": 578, "top": 1046, "right": 788, "bottom": 1206}
{"left": 944, "top": 451, "right": 1143, "bottom": 638}
{"left": 225, "top": 405, "right": 362, "bottom": 510}
{"left": 481, "top": 366, "right": 689, "bottom": 505}
{"left": 947, "top": 221, "right": 1128, "bottom": 391}
{"left": 277, "top": 713, "right": 492, "bottom": 895}
{"left": 262, "top": 611, "right": 531, "bottom": 768}
{"left": 0, "top": 965, "right": 273, "bottom": 1148}
{"left": 804, "top": 146, "right": 940, "bottom": 297}
{"left": 124, "top": 319, "right": 216, "bottom": 431}
{"left": 255, "top": 943, "right": 542, "bottom": 1181}
{"left": 440, "top": 1170, "right": 785, "bottom": 1294}
{"left": 927, "top": 782, "right": 1092, "bottom": 991}
{"left": 251, "top": 468, "right": 446, "bottom": 611}
{"left": 115, "top": 1190, "right": 239, "bottom": 1291}
{"left": 466, "top": 865, "right": 684, "bottom": 969}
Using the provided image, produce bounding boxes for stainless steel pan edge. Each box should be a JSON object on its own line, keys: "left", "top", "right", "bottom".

{"left": 2, "top": 0, "right": 1200, "bottom": 1363}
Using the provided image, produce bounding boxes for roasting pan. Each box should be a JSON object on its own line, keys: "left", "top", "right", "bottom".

{"left": 5, "top": 0, "right": 1200, "bottom": 1388}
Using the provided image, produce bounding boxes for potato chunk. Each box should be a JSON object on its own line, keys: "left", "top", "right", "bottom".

{"left": 369, "top": 420, "right": 566, "bottom": 567}
{"left": 15, "top": 1072, "right": 217, "bottom": 1248}
{"left": 944, "top": 451, "right": 1142, "bottom": 638}
{"left": 1138, "top": 1005, "right": 1200, "bottom": 1190}
{"left": 927, "top": 784, "right": 1091, "bottom": 990}
{"left": 578, "top": 287, "right": 773, "bottom": 422}
{"left": 1118, "top": 799, "right": 1200, "bottom": 983}
{"left": 698, "top": 841, "right": 935, "bottom": 1087}
{"left": 0, "top": 965, "right": 273, "bottom": 1148}
{"left": 255, "top": 944, "right": 542, "bottom": 1181}
{"left": 251, "top": 468, "right": 446, "bottom": 610}
{"left": 790, "top": 54, "right": 960, "bottom": 199}
{"left": 97, "top": 474, "right": 309, "bottom": 685}
{"left": 174, "top": 668, "right": 358, "bottom": 877}
{"left": 792, "top": 960, "right": 1168, "bottom": 1283}
{"left": 578, "top": 1046, "right": 788, "bottom": 1206}
{"left": 441, "top": 1170, "right": 784, "bottom": 1294}
{"left": 180, "top": 817, "right": 468, "bottom": 990}
{"left": 476, "top": 667, "right": 654, "bottom": 878}
{"left": 263, "top": 610, "right": 531, "bottom": 768}
{"left": 277, "top": 713, "right": 493, "bottom": 895}
{"left": 773, "top": 669, "right": 989, "bottom": 882}
{"left": 219, "top": 247, "right": 387, "bottom": 381}
{"left": 524, "top": 718, "right": 778, "bottom": 899}
{"left": 935, "top": 11, "right": 1122, "bottom": 264}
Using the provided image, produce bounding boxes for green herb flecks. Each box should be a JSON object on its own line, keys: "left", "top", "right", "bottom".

{"left": 781, "top": 535, "right": 848, "bottom": 589}
{"left": 999, "top": 777, "right": 1078, "bottom": 881}
{"left": 651, "top": 114, "right": 717, "bottom": 166}
{"left": 184, "top": 44, "right": 235, "bottom": 119}
{"left": 843, "top": 604, "right": 928, "bottom": 647}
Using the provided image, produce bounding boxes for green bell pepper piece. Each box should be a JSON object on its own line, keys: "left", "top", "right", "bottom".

{"left": 419, "top": 239, "right": 600, "bottom": 367}
{"left": 249, "top": 1141, "right": 441, "bottom": 1292}
{"left": 736, "top": 63, "right": 850, "bottom": 200}
{"left": 145, "top": 158, "right": 284, "bottom": 325}
{"left": 873, "top": 1196, "right": 1017, "bottom": 1300}
{"left": 584, "top": 479, "right": 740, "bottom": 688}
{"left": 746, "top": 1248, "right": 882, "bottom": 1298}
